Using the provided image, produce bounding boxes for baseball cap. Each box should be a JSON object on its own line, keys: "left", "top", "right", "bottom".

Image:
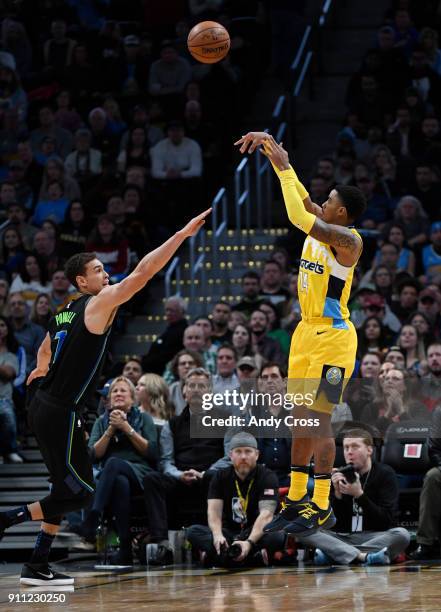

{"left": 237, "top": 356, "right": 257, "bottom": 370}
{"left": 419, "top": 287, "right": 439, "bottom": 302}
{"left": 228, "top": 432, "right": 258, "bottom": 451}
{"left": 124, "top": 35, "right": 140, "bottom": 46}
{"left": 363, "top": 294, "right": 385, "bottom": 308}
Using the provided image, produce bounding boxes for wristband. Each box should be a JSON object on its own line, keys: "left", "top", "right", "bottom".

{"left": 104, "top": 429, "right": 113, "bottom": 439}
{"left": 127, "top": 427, "right": 135, "bottom": 437}
{"left": 246, "top": 539, "right": 256, "bottom": 551}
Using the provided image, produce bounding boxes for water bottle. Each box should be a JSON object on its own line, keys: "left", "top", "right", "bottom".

{"left": 96, "top": 520, "right": 108, "bottom": 565}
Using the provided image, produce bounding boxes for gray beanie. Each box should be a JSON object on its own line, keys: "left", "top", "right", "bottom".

{"left": 228, "top": 432, "right": 258, "bottom": 451}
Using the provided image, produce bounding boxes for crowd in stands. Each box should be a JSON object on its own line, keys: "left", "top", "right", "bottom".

{"left": 2, "top": 1, "right": 441, "bottom": 568}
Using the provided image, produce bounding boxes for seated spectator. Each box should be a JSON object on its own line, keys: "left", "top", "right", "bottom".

{"left": 194, "top": 315, "right": 217, "bottom": 358}
{"left": 420, "top": 343, "right": 441, "bottom": 412}
{"left": 7, "top": 159, "right": 34, "bottom": 210}
{"left": 59, "top": 200, "right": 90, "bottom": 259}
{"left": 0, "top": 182, "right": 17, "bottom": 218}
{"left": 117, "top": 127, "right": 150, "bottom": 174}
{"left": 33, "top": 180, "right": 69, "bottom": 226}
{"left": 85, "top": 376, "right": 158, "bottom": 565}
{"left": 64, "top": 129, "right": 102, "bottom": 183}
{"left": 212, "top": 344, "right": 240, "bottom": 394}
{"left": 378, "top": 224, "right": 416, "bottom": 276}
{"left": 249, "top": 309, "right": 284, "bottom": 366}
{"left": 232, "top": 271, "right": 265, "bottom": 319}
{"left": 352, "top": 292, "right": 401, "bottom": 336}
{"left": 397, "top": 323, "right": 426, "bottom": 374}
{"left": 119, "top": 105, "right": 164, "bottom": 150}
{"left": 393, "top": 195, "right": 430, "bottom": 248}
{"left": 346, "top": 351, "right": 382, "bottom": 421}
{"left": 39, "top": 157, "right": 81, "bottom": 203}
{"left": 30, "top": 293, "right": 54, "bottom": 331}
{"left": 30, "top": 105, "right": 72, "bottom": 160}
{"left": 259, "top": 260, "right": 290, "bottom": 311}
{"left": 136, "top": 373, "right": 174, "bottom": 425}
{"left": 87, "top": 107, "right": 119, "bottom": 166}
{"left": 103, "top": 97, "right": 127, "bottom": 137}
{"left": 163, "top": 324, "right": 215, "bottom": 383}
{"left": 148, "top": 42, "right": 192, "bottom": 104}
{"left": 407, "top": 311, "right": 434, "bottom": 349}
{"left": 86, "top": 215, "right": 129, "bottom": 284}
{"left": 10, "top": 254, "right": 51, "bottom": 307}
{"left": 122, "top": 358, "right": 143, "bottom": 387}
{"left": 53, "top": 90, "right": 82, "bottom": 133}
{"left": 316, "top": 156, "right": 336, "bottom": 191}
{"left": 0, "top": 279, "right": 9, "bottom": 316}
{"left": 211, "top": 301, "right": 232, "bottom": 347}
{"left": 3, "top": 202, "right": 37, "bottom": 251}
{"left": 187, "top": 432, "right": 284, "bottom": 567}
{"left": 32, "top": 229, "right": 61, "bottom": 278}
{"left": 383, "top": 346, "right": 406, "bottom": 370}
{"left": 410, "top": 405, "right": 441, "bottom": 560}
{"left": 259, "top": 301, "right": 291, "bottom": 356}
{"left": 8, "top": 292, "right": 45, "bottom": 374}
{"left": 49, "top": 269, "right": 75, "bottom": 310}
{"left": 391, "top": 279, "right": 421, "bottom": 324}
{"left": 419, "top": 27, "right": 441, "bottom": 76}
{"left": 16, "top": 140, "right": 43, "bottom": 200}
{"left": 0, "top": 51, "right": 27, "bottom": 127}
{"left": 281, "top": 271, "right": 301, "bottom": 333}
{"left": 228, "top": 311, "right": 247, "bottom": 332}
{"left": 0, "top": 226, "right": 26, "bottom": 281}
{"left": 357, "top": 316, "right": 390, "bottom": 358}
{"left": 167, "top": 349, "right": 204, "bottom": 416}
{"left": 142, "top": 368, "right": 224, "bottom": 565}
{"left": 0, "top": 315, "right": 21, "bottom": 463}
{"left": 416, "top": 287, "right": 441, "bottom": 331}
{"left": 141, "top": 296, "right": 188, "bottom": 375}
{"left": 43, "top": 19, "right": 76, "bottom": 75}
{"left": 232, "top": 323, "right": 263, "bottom": 373}
{"left": 150, "top": 120, "right": 202, "bottom": 180}
{"left": 422, "top": 222, "right": 441, "bottom": 282}
{"left": 296, "top": 429, "right": 410, "bottom": 565}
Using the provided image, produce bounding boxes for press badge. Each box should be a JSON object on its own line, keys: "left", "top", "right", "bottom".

{"left": 352, "top": 500, "right": 363, "bottom": 532}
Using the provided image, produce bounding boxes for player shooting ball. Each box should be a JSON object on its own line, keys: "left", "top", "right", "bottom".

{"left": 234, "top": 132, "right": 366, "bottom": 535}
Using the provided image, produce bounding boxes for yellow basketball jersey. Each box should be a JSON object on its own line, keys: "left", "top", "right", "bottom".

{"left": 297, "top": 228, "right": 361, "bottom": 328}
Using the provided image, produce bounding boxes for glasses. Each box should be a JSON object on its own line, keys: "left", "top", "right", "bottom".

{"left": 186, "top": 382, "right": 210, "bottom": 391}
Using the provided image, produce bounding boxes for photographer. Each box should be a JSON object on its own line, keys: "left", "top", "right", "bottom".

{"left": 296, "top": 428, "right": 410, "bottom": 565}
{"left": 186, "top": 432, "right": 285, "bottom": 567}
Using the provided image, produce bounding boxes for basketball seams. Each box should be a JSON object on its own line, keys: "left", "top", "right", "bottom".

{"left": 188, "top": 37, "right": 230, "bottom": 49}
{"left": 187, "top": 23, "right": 227, "bottom": 42}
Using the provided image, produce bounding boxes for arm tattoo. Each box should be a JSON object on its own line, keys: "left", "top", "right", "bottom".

{"left": 310, "top": 218, "right": 361, "bottom": 253}
{"left": 258, "top": 499, "right": 277, "bottom": 513}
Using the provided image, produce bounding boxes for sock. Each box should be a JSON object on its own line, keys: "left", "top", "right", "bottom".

{"left": 312, "top": 473, "right": 331, "bottom": 510}
{"left": 1, "top": 505, "right": 32, "bottom": 528}
{"left": 288, "top": 465, "right": 309, "bottom": 501}
{"left": 30, "top": 529, "right": 55, "bottom": 565}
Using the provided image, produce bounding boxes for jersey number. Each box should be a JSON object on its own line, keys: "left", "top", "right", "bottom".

{"left": 53, "top": 330, "right": 67, "bottom": 363}
{"left": 299, "top": 270, "right": 308, "bottom": 293}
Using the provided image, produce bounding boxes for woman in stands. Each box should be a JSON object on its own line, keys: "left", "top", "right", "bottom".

{"left": 232, "top": 323, "right": 263, "bottom": 372}
{"left": 407, "top": 311, "right": 435, "bottom": 350}
{"left": 346, "top": 350, "right": 383, "bottom": 422}
{"left": 357, "top": 315, "right": 389, "bottom": 359}
{"left": 10, "top": 253, "right": 51, "bottom": 307}
{"left": 84, "top": 376, "right": 158, "bottom": 565}
{"left": 0, "top": 314, "right": 21, "bottom": 463}
{"left": 136, "top": 373, "right": 174, "bottom": 425}
{"left": 377, "top": 223, "right": 416, "bottom": 275}
{"left": 0, "top": 226, "right": 26, "bottom": 281}
{"left": 30, "top": 293, "right": 54, "bottom": 331}
{"left": 166, "top": 349, "right": 204, "bottom": 416}
{"left": 393, "top": 195, "right": 430, "bottom": 248}
{"left": 397, "top": 323, "right": 426, "bottom": 375}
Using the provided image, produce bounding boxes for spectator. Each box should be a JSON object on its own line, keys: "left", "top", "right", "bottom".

{"left": 212, "top": 344, "right": 240, "bottom": 394}
{"left": 297, "top": 429, "right": 410, "bottom": 565}
{"left": 119, "top": 105, "right": 164, "bottom": 150}
{"left": 39, "top": 157, "right": 81, "bottom": 203}
{"left": 259, "top": 301, "right": 291, "bottom": 356}
{"left": 30, "top": 106, "right": 73, "bottom": 160}
{"left": 64, "top": 128, "right": 102, "bottom": 182}
{"left": 391, "top": 279, "right": 421, "bottom": 324}
{"left": 16, "top": 141, "right": 43, "bottom": 203}
{"left": 136, "top": 373, "right": 174, "bottom": 425}
{"left": 187, "top": 432, "right": 284, "bottom": 567}
{"left": 7, "top": 160, "right": 33, "bottom": 210}
{"left": 356, "top": 175, "right": 391, "bottom": 228}
{"left": 397, "top": 323, "right": 426, "bottom": 374}
{"left": 30, "top": 294, "right": 53, "bottom": 331}
{"left": 59, "top": 200, "right": 90, "bottom": 260}
{"left": 8, "top": 292, "right": 45, "bottom": 374}
{"left": 122, "top": 358, "right": 143, "bottom": 387}
{"left": 384, "top": 346, "right": 406, "bottom": 370}
{"left": 142, "top": 296, "right": 188, "bottom": 375}
{"left": 33, "top": 181, "right": 69, "bottom": 226}
{"left": 167, "top": 349, "right": 204, "bottom": 415}
{"left": 117, "top": 127, "right": 150, "bottom": 173}
{"left": 228, "top": 310, "right": 247, "bottom": 333}
{"left": 2, "top": 202, "right": 36, "bottom": 251}
{"left": 53, "top": 90, "right": 82, "bottom": 133}
{"left": 417, "top": 287, "right": 441, "bottom": 329}
{"left": 43, "top": 19, "right": 76, "bottom": 74}
{"left": 0, "top": 182, "right": 17, "bottom": 218}
{"left": 10, "top": 254, "right": 51, "bottom": 307}
{"left": 422, "top": 222, "right": 441, "bottom": 281}
{"left": 232, "top": 323, "right": 262, "bottom": 371}
{"left": 357, "top": 316, "right": 390, "bottom": 358}
{"left": 316, "top": 157, "right": 336, "bottom": 191}
{"left": 142, "top": 368, "right": 224, "bottom": 565}
{"left": 150, "top": 121, "right": 202, "bottom": 180}
{"left": 194, "top": 315, "right": 217, "bottom": 357}
{"left": 0, "top": 52, "right": 27, "bottom": 126}
{"left": 86, "top": 215, "right": 129, "bottom": 284}
{"left": 352, "top": 292, "right": 401, "bottom": 336}
{"left": 410, "top": 164, "right": 441, "bottom": 221}
{"left": 393, "top": 195, "right": 430, "bottom": 247}
{"left": 211, "top": 301, "right": 232, "bottom": 347}
{"left": 361, "top": 368, "right": 414, "bottom": 433}
{"left": 232, "top": 271, "right": 265, "bottom": 318}
{"left": 408, "top": 311, "right": 434, "bottom": 348}
{"left": 421, "top": 343, "right": 441, "bottom": 412}
{"left": 392, "top": 9, "right": 419, "bottom": 55}
{"left": 85, "top": 376, "right": 158, "bottom": 565}
{"left": 87, "top": 107, "right": 119, "bottom": 166}
{"left": 163, "top": 324, "right": 214, "bottom": 383}
{"left": 346, "top": 351, "right": 382, "bottom": 421}
{"left": 49, "top": 269, "right": 75, "bottom": 310}
{"left": 148, "top": 42, "right": 192, "bottom": 101}
{"left": 249, "top": 309, "right": 284, "bottom": 365}
{"left": 0, "top": 226, "right": 26, "bottom": 281}
{"left": 410, "top": 405, "right": 441, "bottom": 559}
{"left": 380, "top": 224, "right": 416, "bottom": 275}
{"left": 1, "top": 19, "right": 32, "bottom": 79}
{"left": 259, "top": 260, "right": 290, "bottom": 310}
{"left": 0, "top": 314, "right": 20, "bottom": 463}
{"left": 65, "top": 44, "right": 96, "bottom": 100}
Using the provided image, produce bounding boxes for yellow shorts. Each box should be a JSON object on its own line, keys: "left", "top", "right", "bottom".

{"left": 287, "top": 318, "right": 357, "bottom": 414}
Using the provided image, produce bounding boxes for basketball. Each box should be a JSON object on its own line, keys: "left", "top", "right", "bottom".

{"left": 187, "top": 21, "right": 230, "bottom": 64}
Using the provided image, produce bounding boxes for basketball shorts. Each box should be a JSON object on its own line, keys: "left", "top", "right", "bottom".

{"left": 287, "top": 319, "right": 357, "bottom": 414}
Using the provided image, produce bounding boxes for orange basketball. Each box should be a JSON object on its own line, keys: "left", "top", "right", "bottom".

{"left": 187, "top": 21, "right": 230, "bottom": 64}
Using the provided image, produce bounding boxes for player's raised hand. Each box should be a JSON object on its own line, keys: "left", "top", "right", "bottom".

{"left": 180, "top": 208, "right": 212, "bottom": 238}
{"left": 234, "top": 131, "right": 270, "bottom": 154}
{"left": 259, "top": 135, "right": 290, "bottom": 171}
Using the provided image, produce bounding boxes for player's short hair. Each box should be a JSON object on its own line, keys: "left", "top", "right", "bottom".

{"left": 64, "top": 252, "right": 97, "bottom": 289}
{"left": 342, "top": 428, "right": 373, "bottom": 448}
{"left": 334, "top": 185, "right": 367, "bottom": 222}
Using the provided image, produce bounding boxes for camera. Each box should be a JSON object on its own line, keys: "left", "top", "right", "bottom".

{"left": 337, "top": 463, "right": 357, "bottom": 484}
{"left": 218, "top": 543, "right": 242, "bottom": 565}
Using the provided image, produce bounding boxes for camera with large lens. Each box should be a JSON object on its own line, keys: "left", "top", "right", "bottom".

{"left": 337, "top": 463, "right": 357, "bottom": 483}
{"left": 226, "top": 543, "right": 242, "bottom": 560}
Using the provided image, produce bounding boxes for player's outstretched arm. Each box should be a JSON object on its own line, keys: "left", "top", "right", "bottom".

{"left": 90, "top": 208, "right": 211, "bottom": 312}
{"left": 261, "top": 137, "right": 361, "bottom": 266}
{"left": 234, "top": 132, "right": 323, "bottom": 216}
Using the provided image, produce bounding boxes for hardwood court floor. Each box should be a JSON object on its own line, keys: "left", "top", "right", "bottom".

{"left": 1, "top": 562, "right": 441, "bottom": 611}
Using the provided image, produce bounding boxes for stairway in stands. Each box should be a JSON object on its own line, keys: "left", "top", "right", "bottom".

{"left": 112, "top": 227, "right": 289, "bottom": 362}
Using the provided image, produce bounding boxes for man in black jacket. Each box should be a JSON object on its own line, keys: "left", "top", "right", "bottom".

{"left": 296, "top": 428, "right": 410, "bottom": 565}
{"left": 141, "top": 296, "right": 187, "bottom": 374}
{"left": 411, "top": 406, "right": 441, "bottom": 560}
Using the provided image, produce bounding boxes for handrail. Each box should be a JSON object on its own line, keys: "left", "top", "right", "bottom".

{"left": 293, "top": 50, "right": 313, "bottom": 97}
{"left": 211, "top": 187, "right": 228, "bottom": 270}
{"left": 319, "top": 0, "right": 333, "bottom": 26}
{"left": 189, "top": 230, "right": 206, "bottom": 311}
{"left": 234, "top": 157, "right": 251, "bottom": 239}
{"left": 165, "top": 256, "right": 181, "bottom": 298}
{"left": 291, "top": 25, "right": 312, "bottom": 71}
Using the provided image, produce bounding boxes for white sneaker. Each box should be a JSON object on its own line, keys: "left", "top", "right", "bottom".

{"left": 7, "top": 453, "right": 24, "bottom": 463}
